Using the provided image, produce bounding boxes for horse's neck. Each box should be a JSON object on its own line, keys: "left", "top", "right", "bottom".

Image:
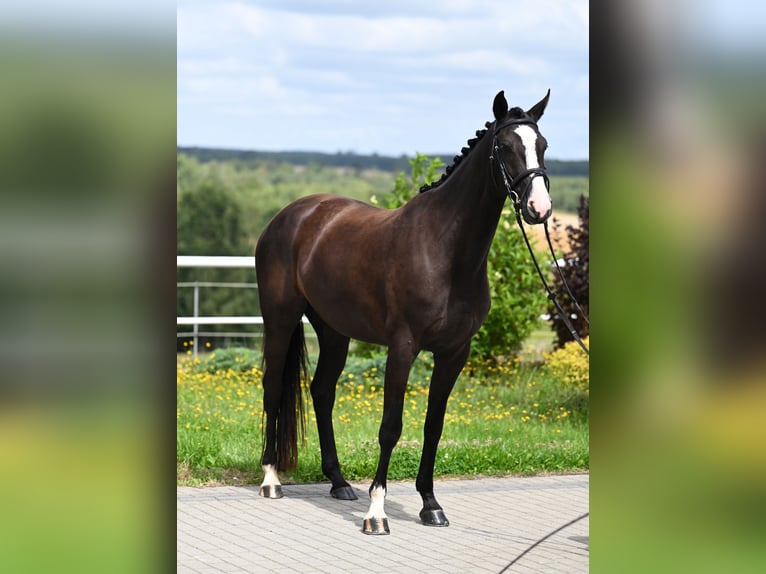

{"left": 424, "top": 139, "right": 506, "bottom": 274}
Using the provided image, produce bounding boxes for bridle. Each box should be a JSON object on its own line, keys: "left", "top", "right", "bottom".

{"left": 490, "top": 117, "right": 550, "bottom": 209}
{"left": 490, "top": 116, "right": 590, "bottom": 356}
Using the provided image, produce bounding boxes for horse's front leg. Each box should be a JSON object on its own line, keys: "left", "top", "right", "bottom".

{"left": 362, "top": 341, "right": 417, "bottom": 535}
{"left": 416, "top": 344, "right": 471, "bottom": 527}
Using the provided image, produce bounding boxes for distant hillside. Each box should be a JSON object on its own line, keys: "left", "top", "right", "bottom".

{"left": 177, "top": 146, "right": 589, "bottom": 177}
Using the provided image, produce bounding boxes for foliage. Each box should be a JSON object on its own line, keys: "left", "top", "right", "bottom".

{"left": 177, "top": 151, "right": 587, "bottom": 253}
{"left": 179, "top": 146, "right": 416, "bottom": 173}
{"left": 549, "top": 176, "right": 589, "bottom": 213}
{"left": 177, "top": 152, "right": 395, "bottom": 246}
{"left": 201, "top": 347, "right": 263, "bottom": 374}
{"left": 544, "top": 336, "right": 590, "bottom": 393}
{"left": 177, "top": 349, "right": 588, "bottom": 485}
{"left": 548, "top": 194, "right": 589, "bottom": 347}
{"left": 176, "top": 180, "right": 259, "bottom": 344}
{"left": 179, "top": 146, "right": 589, "bottom": 178}
{"left": 542, "top": 336, "right": 589, "bottom": 423}
{"left": 377, "top": 152, "right": 444, "bottom": 208}
{"left": 177, "top": 180, "right": 247, "bottom": 256}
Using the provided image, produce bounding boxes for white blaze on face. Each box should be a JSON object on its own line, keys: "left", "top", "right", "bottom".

{"left": 514, "top": 125, "right": 551, "bottom": 218}
{"left": 364, "top": 485, "right": 387, "bottom": 520}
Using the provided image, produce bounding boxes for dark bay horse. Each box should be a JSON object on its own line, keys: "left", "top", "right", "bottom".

{"left": 255, "top": 90, "right": 552, "bottom": 535}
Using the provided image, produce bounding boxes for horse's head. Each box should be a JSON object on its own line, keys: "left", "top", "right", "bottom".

{"left": 492, "top": 90, "right": 552, "bottom": 225}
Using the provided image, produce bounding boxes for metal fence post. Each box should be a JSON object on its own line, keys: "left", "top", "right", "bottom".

{"left": 193, "top": 280, "right": 199, "bottom": 358}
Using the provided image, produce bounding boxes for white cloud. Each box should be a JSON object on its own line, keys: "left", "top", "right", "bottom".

{"left": 177, "top": 1, "right": 589, "bottom": 158}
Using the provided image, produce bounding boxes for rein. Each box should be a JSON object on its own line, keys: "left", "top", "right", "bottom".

{"left": 491, "top": 119, "right": 590, "bottom": 356}
{"left": 513, "top": 205, "right": 590, "bottom": 356}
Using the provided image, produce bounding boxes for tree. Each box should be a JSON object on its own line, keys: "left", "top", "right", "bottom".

{"left": 177, "top": 181, "right": 247, "bottom": 256}
{"left": 548, "top": 194, "right": 589, "bottom": 347}
{"left": 377, "top": 152, "right": 444, "bottom": 208}
{"left": 177, "top": 181, "right": 259, "bottom": 347}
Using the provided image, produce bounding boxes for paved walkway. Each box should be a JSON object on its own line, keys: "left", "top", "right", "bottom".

{"left": 177, "top": 474, "right": 589, "bottom": 573}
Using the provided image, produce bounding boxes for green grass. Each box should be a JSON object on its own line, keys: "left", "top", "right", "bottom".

{"left": 177, "top": 348, "right": 588, "bottom": 485}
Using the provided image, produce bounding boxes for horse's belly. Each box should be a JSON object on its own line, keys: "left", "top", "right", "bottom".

{"left": 309, "top": 294, "right": 389, "bottom": 344}
{"left": 299, "top": 266, "right": 389, "bottom": 344}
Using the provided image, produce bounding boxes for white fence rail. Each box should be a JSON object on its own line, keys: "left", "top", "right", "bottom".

{"left": 177, "top": 255, "right": 314, "bottom": 357}
{"left": 177, "top": 255, "right": 255, "bottom": 268}
{"left": 176, "top": 316, "right": 264, "bottom": 326}
{"left": 177, "top": 255, "right": 260, "bottom": 357}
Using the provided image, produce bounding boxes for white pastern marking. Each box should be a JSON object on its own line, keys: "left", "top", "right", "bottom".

{"left": 363, "top": 486, "right": 387, "bottom": 519}
{"left": 514, "top": 125, "right": 551, "bottom": 216}
{"left": 261, "top": 464, "right": 281, "bottom": 487}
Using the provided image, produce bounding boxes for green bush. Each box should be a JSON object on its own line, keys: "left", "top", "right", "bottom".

{"left": 376, "top": 152, "right": 444, "bottom": 209}
{"left": 199, "top": 347, "right": 262, "bottom": 374}
{"left": 544, "top": 336, "right": 590, "bottom": 393}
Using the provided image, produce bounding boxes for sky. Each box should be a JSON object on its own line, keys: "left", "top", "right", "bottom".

{"left": 177, "top": 1, "right": 589, "bottom": 160}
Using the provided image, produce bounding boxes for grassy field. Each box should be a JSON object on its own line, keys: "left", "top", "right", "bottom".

{"left": 177, "top": 345, "right": 589, "bottom": 486}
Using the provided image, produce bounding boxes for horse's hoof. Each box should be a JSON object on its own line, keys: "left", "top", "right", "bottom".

{"left": 330, "top": 485, "right": 358, "bottom": 500}
{"left": 259, "top": 484, "right": 283, "bottom": 499}
{"left": 419, "top": 508, "right": 449, "bottom": 527}
{"left": 362, "top": 517, "right": 390, "bottom": 535}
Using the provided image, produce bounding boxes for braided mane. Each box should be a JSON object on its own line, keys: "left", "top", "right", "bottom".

{"left": 418, "top": 107, "right": 526, "bottom": 194}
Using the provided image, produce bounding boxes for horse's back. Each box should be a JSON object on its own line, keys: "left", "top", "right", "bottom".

{"left": 256, "top": 193, "right": 382, "bottom": 278}
{"left": 258, "top": 194, "right": 385, "bottom": 262}
{"left": 261, "top": 193, "right": 380, "bottom": 237}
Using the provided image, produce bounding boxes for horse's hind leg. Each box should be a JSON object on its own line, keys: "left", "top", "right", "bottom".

{"left": 415, "top": 344, "right": 471, "bottom": 527}
{"left": 259, "top": 327, "right": 287, "bottom": 498}
{"left": 259, "top": 301, "right": 307, "bottom": 499}
{"left": 306, "top": 308, "right": 356, "bottom": 500}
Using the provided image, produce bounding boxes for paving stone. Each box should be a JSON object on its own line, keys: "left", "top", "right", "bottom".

{"left": 177, "top": 474, "right": 589, "bottom": 573}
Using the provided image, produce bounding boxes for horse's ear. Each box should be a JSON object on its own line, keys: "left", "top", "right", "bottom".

{"left": 527, "top": 89, "right": 551, "bottom": 122}
{"left": 493, "top": 90, "right": 508, "bottom": 121}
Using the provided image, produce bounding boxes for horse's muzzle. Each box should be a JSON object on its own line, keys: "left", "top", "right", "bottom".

{"left": 522, "top": 203, "right": 552, "bottom": 225}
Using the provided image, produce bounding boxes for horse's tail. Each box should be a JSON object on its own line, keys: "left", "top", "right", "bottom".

{"left": 275, "top": 323, "right": 308, "bottom": 471}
